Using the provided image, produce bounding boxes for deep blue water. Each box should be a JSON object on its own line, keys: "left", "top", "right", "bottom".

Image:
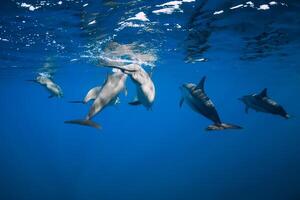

{"left": 1, "top": 0, "right": 300, "bottom": 199}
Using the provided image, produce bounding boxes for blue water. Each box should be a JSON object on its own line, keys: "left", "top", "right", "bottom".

{"left": 1, "top": 0, "right": 300, "bottom": 199}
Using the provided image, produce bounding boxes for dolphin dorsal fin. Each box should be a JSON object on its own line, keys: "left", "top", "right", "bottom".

{"left": 195, "top": 76, "right": 206, "bottom": 90}
{"left": 258, "top": 88, "right": 268, "bottom": 97}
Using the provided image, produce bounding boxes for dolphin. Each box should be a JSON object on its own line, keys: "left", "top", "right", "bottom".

{"left": 65, "top": 71, "right": 127, "bottom": 129}
{"left": 28, "top": 73, "right": 63, "bottom": 98}
{"left": 69, "top": 85, "right": 122, "bottom": 105}
{"left": 180, "top": 76, "right": 242, "bottom": 131}
{"left": 99, "top": 63, "right": 155, "bottom": 109}
{"left": 239, "top": 88, "right": 290, "bottom": 119}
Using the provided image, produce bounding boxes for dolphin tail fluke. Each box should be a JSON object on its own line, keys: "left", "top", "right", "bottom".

{"left": 206, "top": 123, "right": 242, "bottom": 131}
{"left": 64, "top": 119, "right": 101, "bottom": 129}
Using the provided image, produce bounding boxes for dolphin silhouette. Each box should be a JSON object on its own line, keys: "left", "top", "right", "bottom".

{"left": 239, "top": 88, "right": 290, "bottom": 119}
{"left": 28, "top": 73, "right": 63, "bottom": 98}
{"left": 180, "top": 76, "right": 242, "bottom": 131}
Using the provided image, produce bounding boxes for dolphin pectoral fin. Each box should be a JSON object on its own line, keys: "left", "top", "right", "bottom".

{"left": 48, "top": 95, "right": 55, "bottom": 98}
{"left": 129, "top": 100, "right": 142, "bottom": 106}
{"left": 108, "top": 96, "right": 120, "bottom": 106}
{"left": 68, "top": 100, "right": 84, "bottom": 104}
{"left": 179, "top": 98, "right": 184, "bottom": 108}
{"left": 206, "top": 123, "right": 242, "bottom": 131}
{"left": 26, "top": 79, "right": 37, "bottom": 83}
{"left": 64, "top": 119, "right": 101, "bottom": 129}
{"left": 84, "top": 86, "right": 102, "bottom": 103}
{"left": 129, "top": 96, "right": 141, "bottom": 106}
{"left": 113, "top": 96, "right": 121, "bottom": 105}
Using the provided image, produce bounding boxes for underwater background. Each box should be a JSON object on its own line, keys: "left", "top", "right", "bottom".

{"left": 1, "top": 0, "right": 300, "bottom": 199}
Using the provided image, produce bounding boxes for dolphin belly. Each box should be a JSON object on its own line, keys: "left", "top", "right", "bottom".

{"left": 87, "top": 96, "right": 110, "bottom": 119}
{"left": 247, "top": 98, "right": 271, "bottom": 113}
{"left": 185, "top": 94, "right": 221, "bottom": 124}
{"left": 251, "top": 104, "right": 269, "bottom": 113}
{"left": 47, "top": 83, "right": 62, "bottom": 97}
{"left": 87, "top": 74, "right": 126, "bottom": 119}
{"left": 136, "top": 82, "right": 155, "bottom": 108}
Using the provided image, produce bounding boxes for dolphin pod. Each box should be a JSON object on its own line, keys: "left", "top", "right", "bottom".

{"left": 30, "top": 59, "right": 290, "bottom": 131}
{"left": 62, "top": 70, "right": 289, "bottom": 130}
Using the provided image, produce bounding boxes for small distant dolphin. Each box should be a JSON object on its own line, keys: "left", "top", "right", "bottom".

{"left": 100, "top": 64, "right": 155, "bottom": 109}
{"left": 180, "top": 76, "right": 242, "bottom": 131}
{"left": 239, "top": 88, "right": 290, "bottom": 119}
{"left": 28, "top": 73, "right": 63, "bottom": 98}
{"left": 65, "top": 71, "right": 127, "bottom": 129}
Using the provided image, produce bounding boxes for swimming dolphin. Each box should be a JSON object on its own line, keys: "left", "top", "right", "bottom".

{"left": 65, "top": 71, "right": 127, "bottom": 129}
{"left": 239, "top": 88, "right": 290, "bottom": 119}
{"left": 28, "top": 73, "right": 63, "bottom": 98}
{"left": 180, "top": 76, "right": 242, "bottom": 131}
{"left": 99, "top": 63, "right": 155, "bottom": 109}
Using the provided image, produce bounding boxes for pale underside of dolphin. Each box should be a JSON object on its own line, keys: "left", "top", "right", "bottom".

{"left": 99, "top": 63, "right": 155, "bottom": 109}
{"left": 180, "top": 76, "right": 242, "bottom": 131}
